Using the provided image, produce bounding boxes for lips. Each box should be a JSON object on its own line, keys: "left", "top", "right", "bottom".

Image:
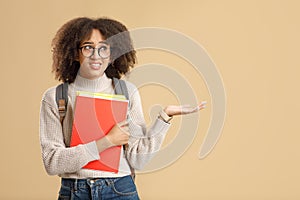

{"left": 89, "top": 62, "right": 102, "bottom": 70}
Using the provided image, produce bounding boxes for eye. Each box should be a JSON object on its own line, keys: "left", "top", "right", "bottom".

{"left": 82, "top": 45, "right": 93, "bottom": 50}
{"left": 99, "top": 45, "right": 108, "bottom": 51}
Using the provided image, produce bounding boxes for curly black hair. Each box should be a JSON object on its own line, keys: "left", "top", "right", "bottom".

{"left": 51, "top": 17, "right": 137, "bottom": 83}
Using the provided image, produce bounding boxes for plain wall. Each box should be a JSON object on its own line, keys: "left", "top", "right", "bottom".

{"left": 0, "top": 0, "right": 299, "bottom": 199}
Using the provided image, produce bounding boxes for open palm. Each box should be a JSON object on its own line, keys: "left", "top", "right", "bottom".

{"left": 164, "top": 101, "right": 207, "bottom": 116}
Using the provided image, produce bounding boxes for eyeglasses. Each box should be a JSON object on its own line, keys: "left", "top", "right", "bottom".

{"left": 79, "top": 43, "right": 111, "bottom": 59}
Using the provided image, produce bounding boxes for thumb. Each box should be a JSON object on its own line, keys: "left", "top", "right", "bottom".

{"left": 118, "top": 120, "right": 129, "bottom": 128}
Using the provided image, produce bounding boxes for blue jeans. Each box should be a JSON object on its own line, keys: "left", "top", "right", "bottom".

{"left": 58, "top": 175, "right": 140, "bottom": 200}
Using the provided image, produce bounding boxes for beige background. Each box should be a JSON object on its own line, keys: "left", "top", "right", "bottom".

{"left": 1, "top": 0, "right": 299, "bottom": 199}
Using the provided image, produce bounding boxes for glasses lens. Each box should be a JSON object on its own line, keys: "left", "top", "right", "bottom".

{"left": 98, "top": 45, "right": 110, "bottom": 58}
{"left": 81, "top": 46, "right": 94, "bottom": 57}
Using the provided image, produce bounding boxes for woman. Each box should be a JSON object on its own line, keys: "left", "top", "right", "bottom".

{"left": 40, "top": 17, "right": 206, "bottom": 200}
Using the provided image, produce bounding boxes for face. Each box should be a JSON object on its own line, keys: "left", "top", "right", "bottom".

{"left": 78, "top": 29, "right": 110, "bottom": 80}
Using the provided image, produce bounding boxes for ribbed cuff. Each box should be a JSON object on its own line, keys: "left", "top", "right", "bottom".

{"left": 159, "top": 110, "right": 173, "bottom": 123}
{"left": 84, "top": 141, "right": 100, "bottom": 160}
{"left": 149, "top": 117, "right": 171, "bottom": 137}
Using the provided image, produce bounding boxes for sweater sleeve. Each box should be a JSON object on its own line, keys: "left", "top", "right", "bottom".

{"left": 39, "top": 89, "right": 100, "bottom": 176}
{"left": 125, "top": 82, "right": 171, "bottom": 170}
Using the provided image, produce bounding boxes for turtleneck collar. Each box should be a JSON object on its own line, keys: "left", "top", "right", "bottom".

{"left": 72, "top": 73, "right": 112, "bottom": 93}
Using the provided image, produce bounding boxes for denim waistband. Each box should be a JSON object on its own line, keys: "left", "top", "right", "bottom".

{"left": 61, "top": 176, "right": 130, "bottom": 190}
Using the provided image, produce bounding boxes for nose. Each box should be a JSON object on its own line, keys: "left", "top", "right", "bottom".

{"left": 90, "top": 48, "right": 101, "bottom": 59}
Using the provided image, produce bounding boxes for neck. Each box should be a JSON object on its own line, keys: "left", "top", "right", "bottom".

{"left": 72, "top": 73, "right": 112, "bottom": 93}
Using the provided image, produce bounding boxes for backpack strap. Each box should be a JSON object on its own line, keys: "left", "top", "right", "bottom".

{"left": 113, "top": 77, "right": 135, "bottom": 180}
{"left": 113, "top": 77, "right": 129, "bottom": 101}
{"left": 55, "top": 82, "right": 68, "bottom": 124}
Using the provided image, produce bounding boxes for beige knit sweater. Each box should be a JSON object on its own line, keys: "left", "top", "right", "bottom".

{"left": 39, "top": 74, "right": 170, "bottom": 179}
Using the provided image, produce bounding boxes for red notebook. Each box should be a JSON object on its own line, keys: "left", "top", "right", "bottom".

{"left": 70, "top": 91, "right": 128, "bottom": 173}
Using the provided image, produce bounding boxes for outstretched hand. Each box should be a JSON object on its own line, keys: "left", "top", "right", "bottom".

{"left": 163, "top": 101, "right": 207, "bottom": 117}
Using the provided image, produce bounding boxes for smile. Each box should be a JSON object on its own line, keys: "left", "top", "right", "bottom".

{"left": 90, "top": 63, "right": 102, "bottom": 69}
{"left": 91, "top": 63, "right": 101, "bottom": 66}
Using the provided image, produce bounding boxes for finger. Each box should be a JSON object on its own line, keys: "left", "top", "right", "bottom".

{"left": 121, "top": 126, "right": 130, "bottom": 134}
{"left": 199, "top": 101, "right": 207, "bottom": 106}
{"left": 118, "top": 120, "right": 129, "bottom": 128}
{"left": 121, "top": 134, "right": 130, "bottom": 144}
{"left": 198, "top": 101, "right": 207, "bottom": 109}
{"left": 187, "top": 103, "right": 206, "bottom": 113}
{"left": 191, "top": 107, "right": 200, "bottom": 112}
{"left": 193, "top": 101, "right": 207, "bottom": 111}
{"left": 120, "top": 127, "right": 130, "bottom": 136}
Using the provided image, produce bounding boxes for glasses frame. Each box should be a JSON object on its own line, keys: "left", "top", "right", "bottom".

{"left": 79, "top": 43, "right": 111, "bottom": 59}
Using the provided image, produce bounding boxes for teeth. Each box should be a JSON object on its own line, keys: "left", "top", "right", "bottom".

{"left": 91, "top": 63, "right": 101, "bottom": 66}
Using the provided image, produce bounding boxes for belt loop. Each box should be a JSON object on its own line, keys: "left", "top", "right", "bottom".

{"left": 74, "top": 179, "right": 78, "bottom": 191}
{"left": 105, "top": 178, "right": 111, "bottom": 186}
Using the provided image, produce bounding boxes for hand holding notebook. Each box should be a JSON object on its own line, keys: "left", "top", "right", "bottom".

{"left": 106, "top": 120, "right": 130, "bottom": 146}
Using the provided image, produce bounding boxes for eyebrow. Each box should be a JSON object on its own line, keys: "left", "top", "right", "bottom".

{"left": 81, "top": 41, "right": 108, "bottom": 45}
